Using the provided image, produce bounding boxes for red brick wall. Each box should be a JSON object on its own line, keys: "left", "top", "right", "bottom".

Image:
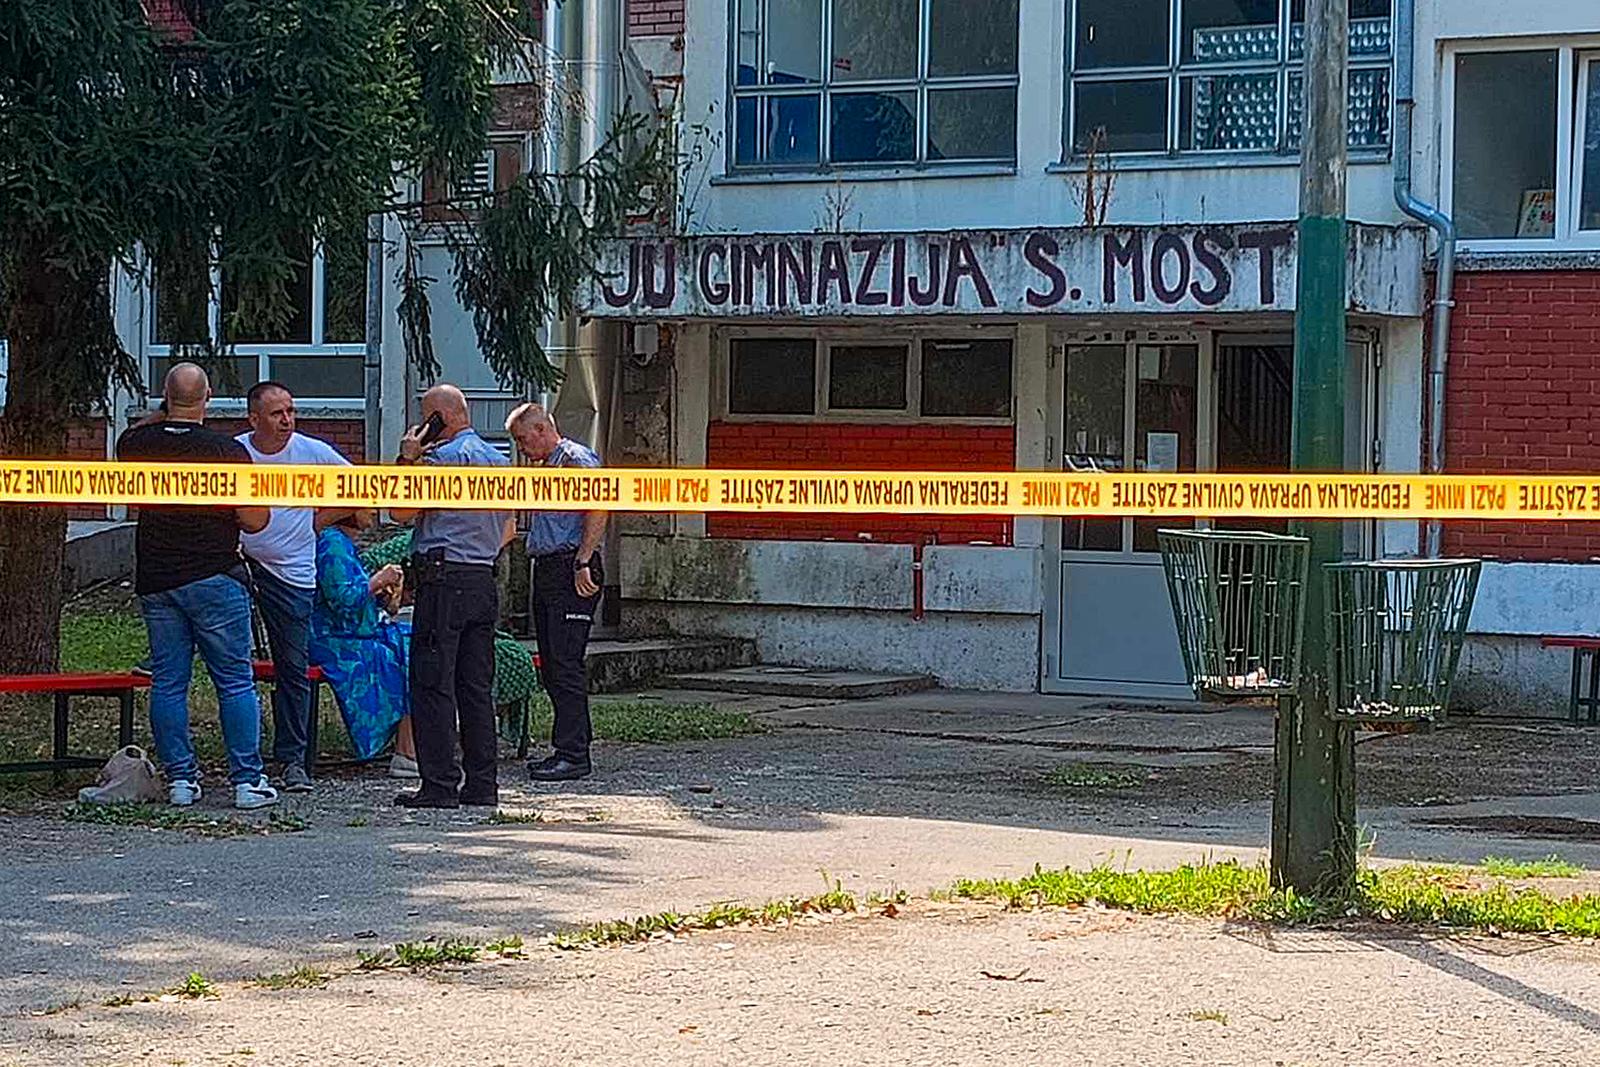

{"left": 705, "top": 421, "right": 1015, "bottom": 545}
{"left": 66, "top": 417, "right": 109, "bottom": 520}
{"left": 205, "top": 418, "right": 366, "bottom": 463}
{"left": 1444, "top": 269, "right": 1600, "bottom": 561}
{"left": 629, "top": 0, "right": 684, "bottom": 37}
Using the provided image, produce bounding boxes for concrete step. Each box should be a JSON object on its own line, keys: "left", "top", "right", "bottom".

{"left": 522, "top": 635, "right": 759, "bottom": 694}
{"left": 659, "top": 664, "right": 938, "bottom": 700}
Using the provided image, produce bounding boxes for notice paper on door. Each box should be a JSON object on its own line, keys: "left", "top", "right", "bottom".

{"left": 1146, "top": 432, "right": 1180, "bottom": 473}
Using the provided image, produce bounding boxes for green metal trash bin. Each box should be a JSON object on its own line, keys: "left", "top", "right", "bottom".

{"left": 1158, "top": 529, "right": 1311, "bottom": 699}
{"left": 1324, "top": 559, "right": 1481, "bottom": 729}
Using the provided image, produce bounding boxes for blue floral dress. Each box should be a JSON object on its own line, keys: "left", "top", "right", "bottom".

{"left": 309, "top": 527, "right": 411, "bottom": 761}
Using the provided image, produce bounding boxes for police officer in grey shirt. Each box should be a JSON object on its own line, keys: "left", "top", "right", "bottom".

{"left": 390, "top": 384, "right": 514, "bottom": 809}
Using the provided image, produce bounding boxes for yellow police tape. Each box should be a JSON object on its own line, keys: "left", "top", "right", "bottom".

{"left": 5, "top": 460, "right": 1600, "bottom": 520}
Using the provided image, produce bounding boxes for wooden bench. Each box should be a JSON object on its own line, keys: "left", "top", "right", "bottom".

{"left": 0, "top": 663, "right": 329, "bottom": 776}
{"left": 1540, "top": 637, "right": 1600, "bottom": 724}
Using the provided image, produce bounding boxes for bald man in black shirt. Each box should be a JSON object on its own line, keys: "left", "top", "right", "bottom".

{"left": 117, "top": 363, "right": 279, "bottom": 810}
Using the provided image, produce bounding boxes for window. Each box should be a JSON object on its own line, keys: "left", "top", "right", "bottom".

{"left": 731, "top": 0, "right": 1020, "bottom": 170}
{"left": 148, "top": 223, "right": 368, "bottom": 402}
{"left": 729, "top": 338, "right": 816, "bottom": 414}
{"left": 1446, "top": 45, "right": 1600, "bottom": 248}
{"left": 726, "top": 333, "right": 1013, "bottom": 419}
{"left": 1069, "top": 0, "right": 1392, "bottom": 158}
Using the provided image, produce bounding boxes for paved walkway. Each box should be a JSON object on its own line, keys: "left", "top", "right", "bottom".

{"left": 4, "top": 688, "right": 1600, "bottom": 1063}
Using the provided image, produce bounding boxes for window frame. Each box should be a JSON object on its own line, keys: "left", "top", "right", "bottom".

{"left": 726, "top": 0, "right": 1021, "bottom": 174}
{"left": 1440, "top": 40, "right": 1598, "bottom": 253}
{"left": 716, "top": 325, "right": 1016, "bottom": 424}
{"left": 1061, "top": 0, "right": 1395, "bottom": 163}
{"left": 145, "top": 234, "right": 368, "bottom": 408}
{"left": 1449, "top": 40, "right": 1600, "bottom": 254}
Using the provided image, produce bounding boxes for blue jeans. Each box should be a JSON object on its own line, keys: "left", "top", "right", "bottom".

{"left": 248, "top": 562, "right": 315, "bottom": 770}
{"left": 140, "top": 571, "right": 264, "bottom": 786}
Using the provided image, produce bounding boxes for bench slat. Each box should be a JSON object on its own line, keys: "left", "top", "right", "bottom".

{"left": 0, "top": 673, "right": 148, "bottom": 694}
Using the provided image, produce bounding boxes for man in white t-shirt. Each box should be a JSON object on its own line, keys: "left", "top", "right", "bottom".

{"left": 238, "top": 381, "right": 351, "bottom": 793}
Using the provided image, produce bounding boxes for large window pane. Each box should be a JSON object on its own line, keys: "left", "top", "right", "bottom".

{"left": 221, "top": 236, "right": 313, "bottom": 344}
{"left": 323, "top": 220, "right": 367, "bottom": 345}
{"left": 1290, "top": 0, "right": 1393, "bottom": 59}
{"left": 1132, "top": 344, "right": 1199, "bottom": 552}
{"left": 1453, "top": 50, "right": 1557, "bottom": 240}
{"left": 1064, "top": 344, "right": 1124, "bottom": 552}
{"left": 767, "top": 0, "right": 822, "bottom": 84}
{"left": 929, "top": 0, "right": 1018, "bottom": 78}
{"left": 1183, "top": 0, "right": 1280, "bottom": 66}
{"left": 922, "top": 339, "right": 1012, "bottom": 418}
{"left": 831, "top": 91, "right": 917, "bottom": 163}
{"left": 1074, "top": 79, "right": 1168, "bottom": 154}
{"left": 1181, "top": 73, "right": 1278, "bottom": 151}
{"left": 928, "top": 87, "right": 1018, "bottom": 162}
{"left": 1286, "top": 67, "right": 1391, "bottom": 150}
{"left": 730, "top": 338, "right": 815, "bottom": 415}
{"left": 150, "top": 356, "right": 256, "bottom": 398}
{"left": 152, "top": 245, "right": 210, "bottom": 346}
{"left": 736, "top": 0, "right": 759, "bottom": 85}
{"left": 1075, "top": 0, "right": 1169, "bottom": 70}
{"left": 831, "top": 0, "right": 918, "bottom": 82}
{"left": 767, "top": 95, "right": 823, "bottom": 163}
{"left": 828, "top": 344, "right": 907, "bottom": 410}
{"left": 271, "top": 356, "right": 364, "bottom": 399}
{"left": 1580, "top": 62, "right": 1600, "bottom": 232}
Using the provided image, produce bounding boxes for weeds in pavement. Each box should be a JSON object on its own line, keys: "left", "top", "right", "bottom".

{"left": 946, "top": 860, "right": 1600, "bottom": 938}
{"left": 484, "top": 935, "right": 525, "bottom": 956}
{"left": 101, "top": 994, "right": 137, "bottom": 1008}
{"left": 346, "top": 817, "right": 369, "bottom": 828}
{"left": 554, "top": 884, "right": 863, "bottom": 950}
{"left": 252, "top": 967, "right": 329, "bottom": 990}
{"left": 1043, "top": 764, "right": 1145, "bottom": 791}
{"left": 361, "top": 939, "right": 484, "bottom": 970}
{"left": 62, "top": 803, "right": 306, "bottom": 837}
{"left": 1189, "top": 1009, "right": 1229, "bottom": 1025}
{"left": 168, "top": 973, "right": 216, "bottom": 999}
{"left": 31, "top": 1000, "right": 82, "bottom": 1017}
{"left": 1481, "top": 855, "right": 1582, "bottom": 879}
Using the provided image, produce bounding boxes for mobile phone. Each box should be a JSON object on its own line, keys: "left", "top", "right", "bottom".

{"left": 417, "top": 411, "right": 446, "bottom": 447}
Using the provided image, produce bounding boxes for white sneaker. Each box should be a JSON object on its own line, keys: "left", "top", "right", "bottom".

{"left": 234, "top": 777, "right": 280, "bottom": 810}
{"left": 169, "top": 780, "right": 201, "bottom": 807}
{"left": 388, "top": 753, "right": 420, "bottom": 780}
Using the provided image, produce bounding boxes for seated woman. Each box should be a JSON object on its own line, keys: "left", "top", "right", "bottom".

{"left": 310, "top": 511, "right": 417, "bottom": 775}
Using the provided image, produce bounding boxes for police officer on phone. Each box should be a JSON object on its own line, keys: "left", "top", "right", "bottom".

{"left": 389, "top": 384, "right": 513, "bottom": 809}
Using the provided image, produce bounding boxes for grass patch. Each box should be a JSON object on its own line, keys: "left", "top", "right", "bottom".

{"left": 252, "top": 967, "right": 329, "bottom": 991}
{"left": 554, "top": 879, "right": 859, "bottom": 950}
{"left": 62, "top": 803, "right": 306, "bottom": 837}
{"left": 1481, "top": 855, "right": 1582, "bottom": 879}
{"left": 946, "top": 860, "right": 1600, "bottom": 938}
{"left": 1042, "top": 763, "right": 1144, "bottom": 791}
{"left": 527, "top": 696, "right": 765, "bottom": 745}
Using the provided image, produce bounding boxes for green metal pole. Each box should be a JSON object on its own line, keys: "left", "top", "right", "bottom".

{"left": 1274, "top": 0, "right": 1357, "bottom": 895}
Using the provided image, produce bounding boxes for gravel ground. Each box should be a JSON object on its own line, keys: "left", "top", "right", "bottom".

{"left": 6, "top": 902, "right": 1600, "bottom": 1067}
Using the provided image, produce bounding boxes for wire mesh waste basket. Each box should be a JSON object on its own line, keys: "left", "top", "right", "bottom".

{"left": 1324, "top": 560, "right": 1482, "bottom": 728}
{"left": 1158, "top": 530, "right": 1311, "bottom": 699}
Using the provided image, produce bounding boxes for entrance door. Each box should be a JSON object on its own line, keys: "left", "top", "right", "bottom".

{"left": 1042, "top": 329, "right": 1381, "bottom": 697}
{"left": 1043, "top": 331, "right": 1207, "bottom": 698}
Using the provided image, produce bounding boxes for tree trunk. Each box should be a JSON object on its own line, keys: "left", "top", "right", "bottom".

{"left": 0, "top": 250, "right": 94, "bottom": 673}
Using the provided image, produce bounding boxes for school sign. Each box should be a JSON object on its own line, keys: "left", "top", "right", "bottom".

{"left": 581, "top": 223, "right": 1424, "bottom": 320}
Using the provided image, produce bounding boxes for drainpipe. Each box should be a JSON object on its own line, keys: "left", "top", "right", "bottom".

{"left": 1392, "top": 0, "right": 1456, "bottom": 558}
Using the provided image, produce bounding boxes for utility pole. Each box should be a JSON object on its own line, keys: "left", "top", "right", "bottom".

{"left": 1273, "top": 0, "right": 1357, "bottom": 894}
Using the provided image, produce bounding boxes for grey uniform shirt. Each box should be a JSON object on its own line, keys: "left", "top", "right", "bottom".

{"left": 411, "top": 429, "right": 511, "bottom": 565}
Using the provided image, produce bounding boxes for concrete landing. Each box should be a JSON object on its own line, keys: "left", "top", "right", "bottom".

{"left": 660, "top": 664, "right": 937, "bottom": 700}
{"left": 522, "top": 635, "right": 759, "bottom": 693}
{"left": 63, "top": 521, "right": 134, "bottom": 593}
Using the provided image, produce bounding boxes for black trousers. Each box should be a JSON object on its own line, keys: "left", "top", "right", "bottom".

{"left": 410, "top": 559, "right": 499, "bottom": 798}
{"left": 533, "top": 552, "right": 601, "bottom": 762}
